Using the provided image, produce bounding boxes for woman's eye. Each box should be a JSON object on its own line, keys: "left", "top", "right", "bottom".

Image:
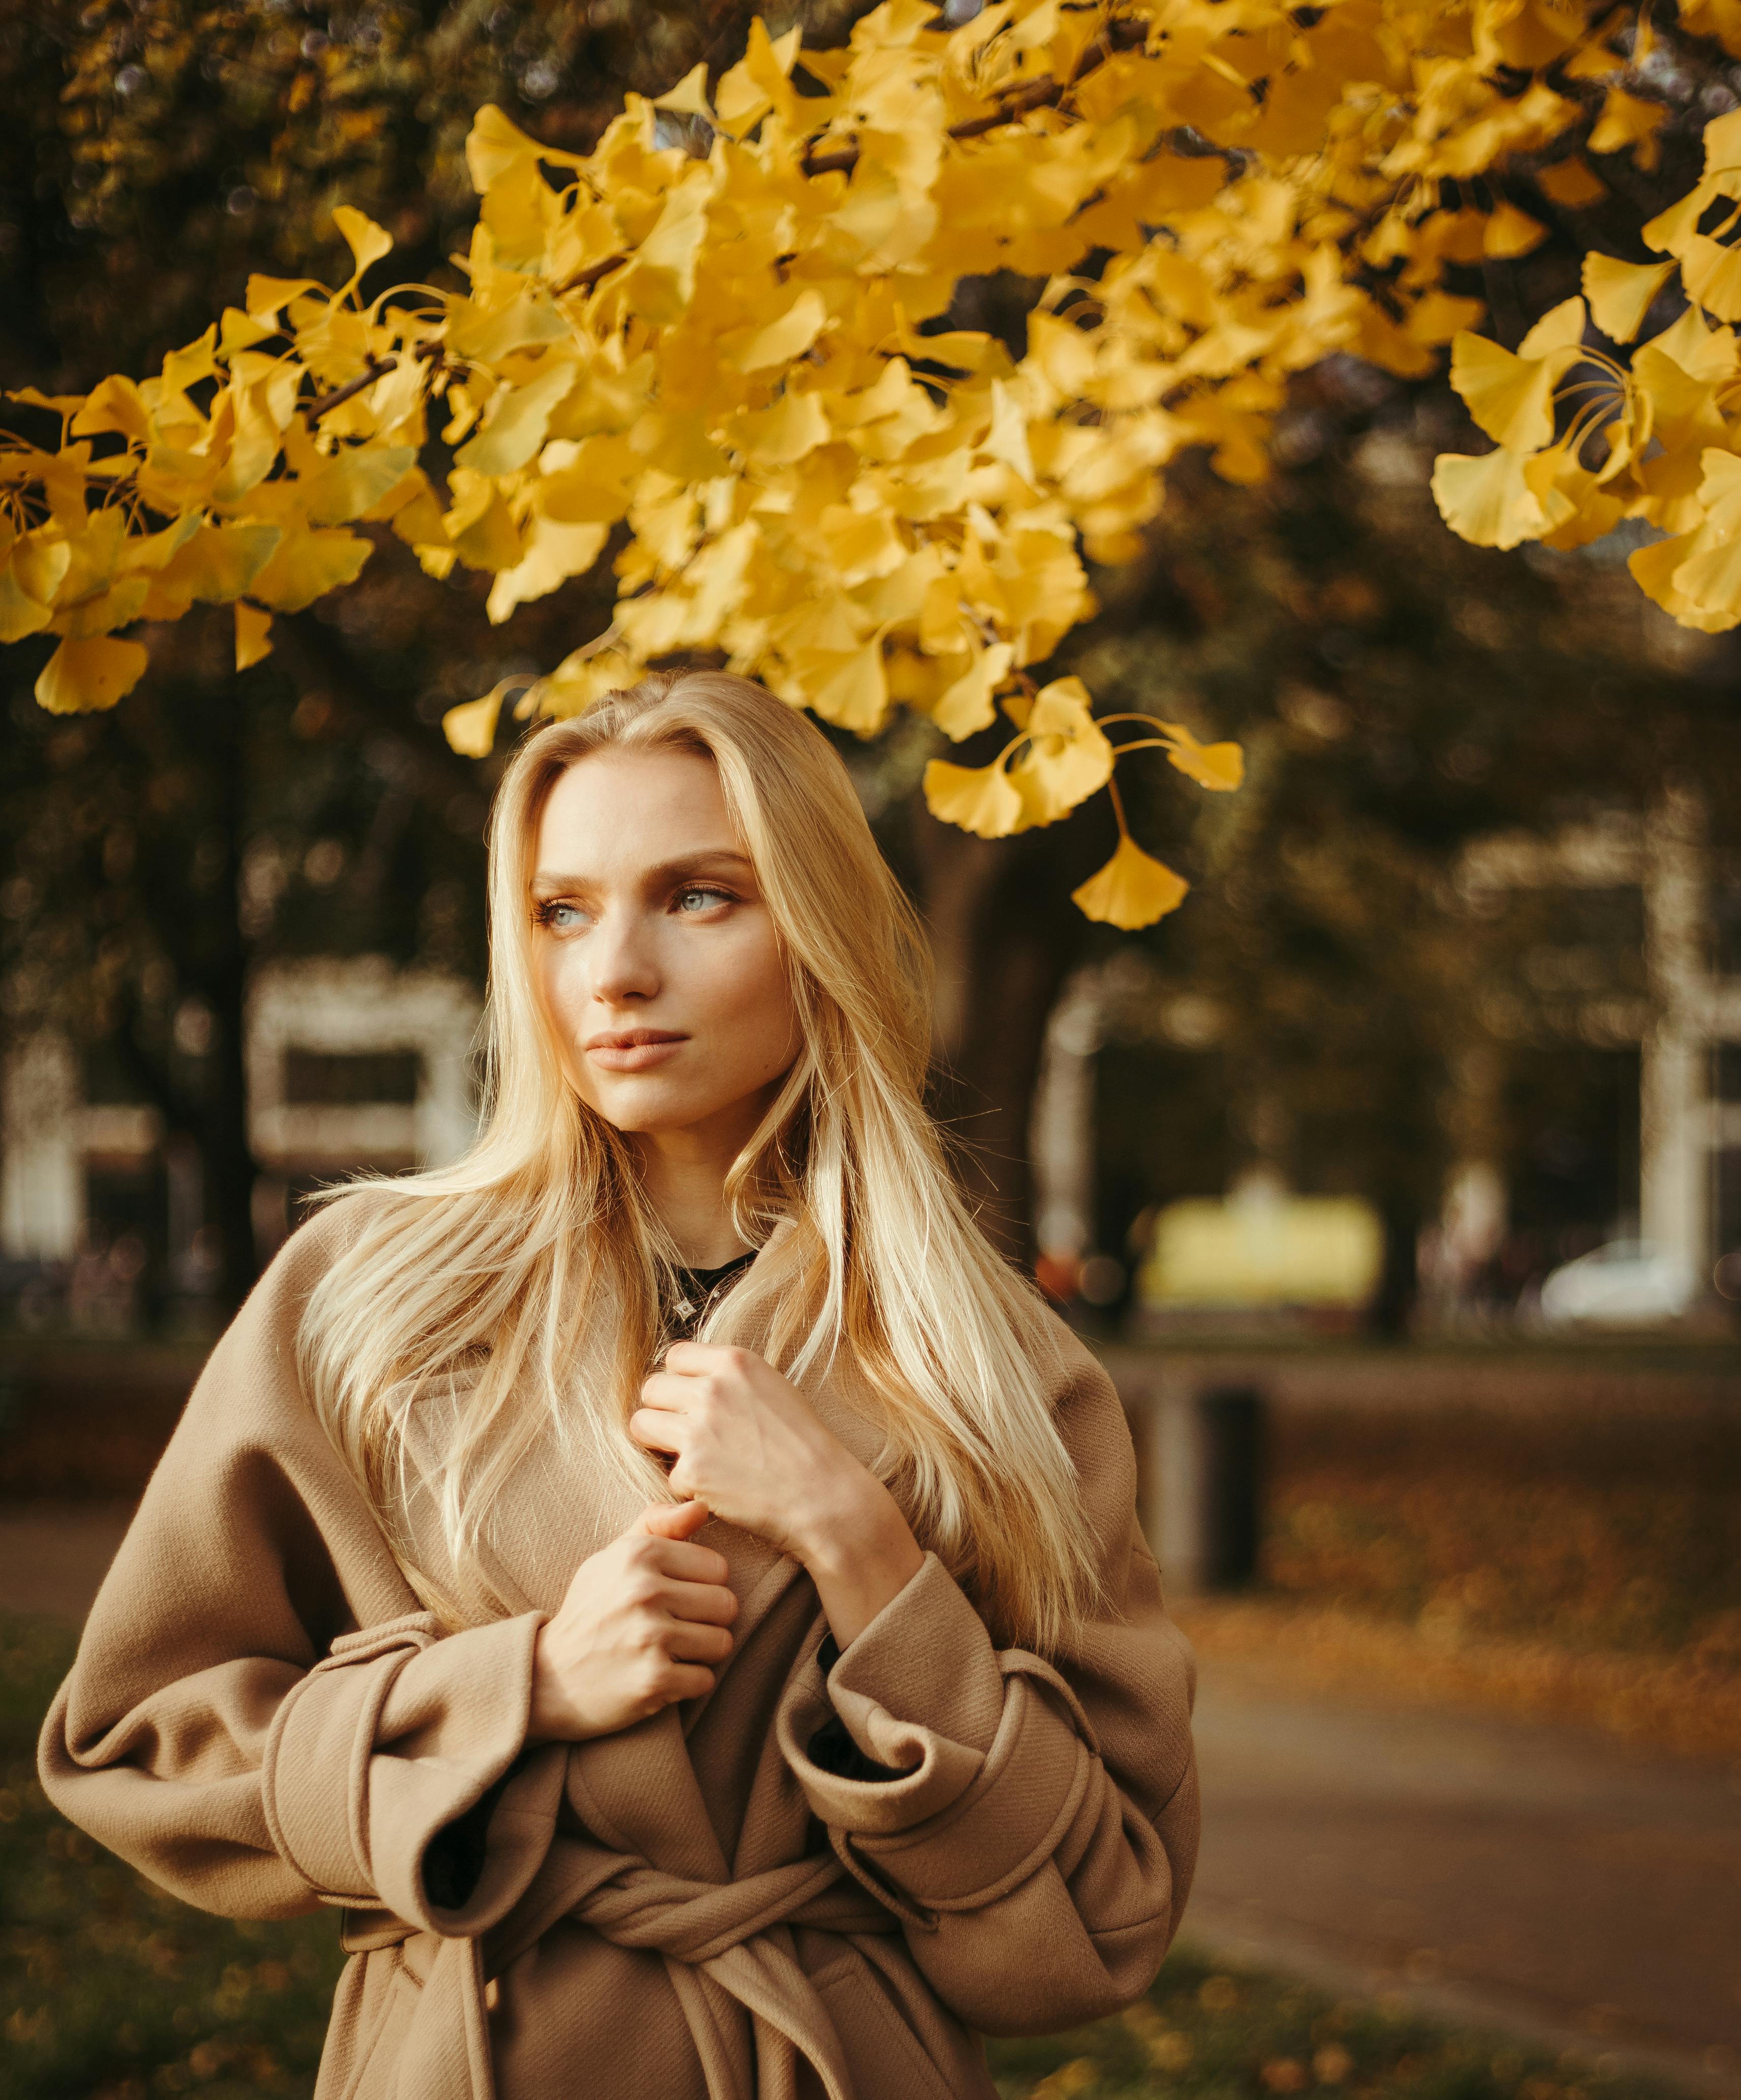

{"left": 676, "top": 886, "right": 732, "bottom": 913}
{"left": 537, "top": 901, "right": 587, "bottom": 932}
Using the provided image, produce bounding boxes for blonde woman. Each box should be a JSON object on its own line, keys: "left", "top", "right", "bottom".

{"left": 39, "top": 671, "right": 1199, "bottom": 2100}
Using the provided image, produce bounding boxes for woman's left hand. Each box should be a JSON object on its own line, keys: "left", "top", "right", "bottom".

{"left": 631, "top": 1344, "right": 926, "bottom": 1646}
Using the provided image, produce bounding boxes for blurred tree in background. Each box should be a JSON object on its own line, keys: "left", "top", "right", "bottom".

{"left": 1, "top": 0, "right": 859, "bottom": 1303}
{"left": 1039, "top": 361, "right": 1741, "bottom": 1328}
{"left": 4, "top": 1, "right": 1740, "bottom": 1318}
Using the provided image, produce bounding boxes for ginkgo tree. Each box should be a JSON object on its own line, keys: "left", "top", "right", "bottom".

{"left": 1433, "top": 99, "right": 1741, "bottom": 628}
{"left": 2, "top": 0, "right": 1730, "bottom": 933}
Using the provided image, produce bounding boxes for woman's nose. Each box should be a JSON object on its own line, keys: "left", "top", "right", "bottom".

{"left": 585, "top": 907, "right": 661, "bottom": 1003}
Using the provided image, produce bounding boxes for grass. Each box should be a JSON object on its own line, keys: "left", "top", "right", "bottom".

{"left": 0, "top": 1612, "right": 1692, "bottom": 2100}
{"left": 1, "top": 1613, "right": 339, "bottom": 2100}
{"left": 985, "top": 1948, "right": 1689, "bottom": 2100}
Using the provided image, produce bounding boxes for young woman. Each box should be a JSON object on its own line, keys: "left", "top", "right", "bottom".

{"left": 39, "top": 671, "right": 1199, "bottom": 2100}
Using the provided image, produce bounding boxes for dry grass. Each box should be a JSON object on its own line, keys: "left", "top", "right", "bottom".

{"left": 1175, "top": 1416, "right": 1741, "bottom": 1763}
{"left": 1176, "top": 1595, "right": 1741, "bottom": 1765}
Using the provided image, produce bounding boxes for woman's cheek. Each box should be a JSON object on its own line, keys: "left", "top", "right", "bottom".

{"left": 551, "top": 954, "right": 592, "bottom": 1042}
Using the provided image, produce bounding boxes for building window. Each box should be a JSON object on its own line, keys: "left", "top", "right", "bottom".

{"left": 282, "top": 1050, "right": 423, "bottom": 1106}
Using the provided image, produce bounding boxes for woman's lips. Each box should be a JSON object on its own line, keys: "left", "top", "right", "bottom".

{"left": 586, "top": 1036, "right": 687, "bottom": 1072}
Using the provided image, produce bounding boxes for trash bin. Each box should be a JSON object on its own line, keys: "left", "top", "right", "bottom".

{"left": 1197, "top": 1384, "right": 1264, "bottom": 1590}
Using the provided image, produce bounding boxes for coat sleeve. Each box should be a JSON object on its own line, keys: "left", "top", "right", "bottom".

{"left": 774, "top": 1333, "right": 1199, "bottom": 2037}
{"left": 35, "top": 1206, "right": 564, "bottom": 1940}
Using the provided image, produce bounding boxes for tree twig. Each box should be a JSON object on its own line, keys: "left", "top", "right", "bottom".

{"left": 305, "top": 355, "right": 397, "bottom": 423}
{"left": 551, "top": 251, "right": 628, "bottom": 296}
{"left": 802, "top": 16, "right": 1149, "bottom": 176}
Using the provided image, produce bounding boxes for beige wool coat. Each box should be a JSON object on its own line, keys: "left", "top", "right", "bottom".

{"left": 39, "top": 1202, "right": 1200, "bottom": 2100}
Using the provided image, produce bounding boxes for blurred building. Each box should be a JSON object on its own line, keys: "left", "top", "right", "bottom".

{"left": 1, "top": 958, "right": 480, "bottom": 1323}
{"left": 1446, "top": 787, "right": 1739, "bottom": 1296}
{"left": 1030, "top": 789, "right": 1740, "bottom": 1326}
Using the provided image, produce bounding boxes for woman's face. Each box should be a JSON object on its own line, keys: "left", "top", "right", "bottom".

{"left": 531, "top": 747, "right": 803, "bottom": 1141}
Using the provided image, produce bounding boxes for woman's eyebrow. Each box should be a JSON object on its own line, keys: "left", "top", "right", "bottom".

{"left": 651, "top": 848, "right": 756, "bottom": 882}
{"left": 530, "top": 850, "right": 754, "bottom": 895}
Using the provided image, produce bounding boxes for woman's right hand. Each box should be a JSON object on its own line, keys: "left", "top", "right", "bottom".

{"left": 527, "top": 1498, "right": 739, "bottom": 1742}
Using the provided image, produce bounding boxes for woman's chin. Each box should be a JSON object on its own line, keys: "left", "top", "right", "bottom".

{"left": 587, "top": 1082, "right": 726, "bottom": 1136}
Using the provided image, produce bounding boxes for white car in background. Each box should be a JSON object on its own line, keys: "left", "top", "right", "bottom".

{"left": 1537, "top": 1240, "right": 1700, "bottom": 1327}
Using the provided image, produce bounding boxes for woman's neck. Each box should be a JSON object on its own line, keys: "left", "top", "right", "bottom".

{"left": 632, "top": 1123, "right": 756, "bottom": 1269}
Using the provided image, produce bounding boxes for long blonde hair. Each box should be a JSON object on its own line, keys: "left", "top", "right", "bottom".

{"left": 298, "top": 670, "right": 1102, "bottom": 1653}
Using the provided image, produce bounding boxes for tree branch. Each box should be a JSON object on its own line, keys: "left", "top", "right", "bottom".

{"left": 305, "top": 354, "right": 397, "bottom": 423}
{"left": 551, "top": 251, "right": 629, "bottom": 296}
{"left": 802, "top": 17, "right": 1149, "bottom": 176}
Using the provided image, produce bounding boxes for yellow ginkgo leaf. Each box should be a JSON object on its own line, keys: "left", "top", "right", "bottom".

{"left": 1669, "top": 528, "right": 1741, "bottom": 619}
{"left": 442, "top": 472, "right": 523, "bottom": 572}
{"left": 1588, "top": 86, "right": 1666, "bottom": 168}
{"left": 737, "top": 290, "right": 829, "bottom": 373}
{"left": 1071, "top": 836, "right": 1189, "bottom": 929}
{"left": 1641, "top": 179, "right": 1715, "bottom": 261}
{"left": 1680, "top": 234, "right": 1741, "bottom": 325}
{"left": 248, "top": 525, "right": 372, "bottom": 612}
{"left": 1154, "top": 722, "right": 1245, "bottom": 790}
{"left": 485, "top": 516, "right": 610, "bottom": 623}
{"left": 1701, "top": 104, "right": 1741, "bottom": 177}
{"left": 1629, "top": 531, "right": 1741, "bottom": 633}
{"left": 1523, "top": 442, "right": 1613, "bottom": 544}
{"left": 1483, "top": 204, "right": 1546, "bottom": 259}
{"left": 332, "top": 205, "right": 393, "bottom": 280}
{"left": 1431, "top": 443, "right": 1547, "bottom": 550}
{"left": 6, "top": 385, "right": 86, "bottom": 413}
{"left": 218, "top": 305, "right": 274, "bottom": 355}
{"left": 799, "top": 639, "right": 890, "bottom": 735}
{"left": 1009, "top": 677, "right": 1114, "bottom": 826}
{"left": 69, "top": 375, "right": 151, "bottom": 445}
{"left": 1643, "top": 305, "right": 1740, "bottom": 383}
{"left": 454, "top": 365, "right": 579, "bottom": 479}
{"left": 1516, "top": 296, "right": 1587, "bottom": 362}
{"left": 932, "top": 642, "right": 1012, "bottom": 740}
{"left": 442, "top": 686, "right": 505, "bottom": 758}
{"left": 234, "top": 601, "right": 273, "bottom": 671}
{"left": 652, "top": 61, "right": 713, "bottom": 119}
{"left": 301, "top": 445, "right": 418, "bottom": 527}
{"left": 738, "top": 390, "right": 832, "bottom": 467}
{"left": 0, "top": 567, "right": 53, "bottom": 644}
{"left": 35, "top": 633, "right": 149, "bottom": 714}
{"left": 1582, "top": 254, "right": 1676, "bottom": 344}
{"left": 1026, "top": 676, "right": 1097, "bottom": 739}
{"left": 463, "top": 104, "right": 567, "bottom": 194}
{"left": 1536, "top": 158, "right": 1606, "bottom": 208}
{"left": 534, "top": 648, "right": 641, "bottom": 720}
{"left": 713, "top": 18, "right": 802, "bottom": 136}
{"left": 1690, "top": 447, "right": 1741, "bottom": 533}
{"left": 1447, "top": 333, "right": 1558, "bottom": 451}
{"left": 161, "top": 325, "right": 218, "bottom": 396}
{"left": 923, "top": 755, "right": 1025, "bottom": 838}
{"left": 154, "top": 521, "right": 283, "bottom": 608}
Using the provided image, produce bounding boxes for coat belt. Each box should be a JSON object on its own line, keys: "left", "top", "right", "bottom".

{"left": 343, "top": 1838, "right": 902, "bottom": 2100}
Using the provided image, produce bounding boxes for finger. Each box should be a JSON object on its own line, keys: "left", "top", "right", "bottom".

{"left": 637, "top": 1498, "right": 711, "bottom": 1542}
{"left": 643, "top": 1534, "right": 734, "bottom": 1589}
{"left": 656, "top": 1576, "right": 739, "bottom": 1624}
{"left": 629, "top": 1408, "right": 683, "bottom": 1454}
{"left": 637, "top": 1372, "right": 695, "bottom": 1411}
{"left": 660, "top": 1340, "right": 741, "bottom": 1375}
{"left": 657, "top": 1662, "right": 718, "bottom": 1704}
{"left": 661, "top": 1617, "right": 735, "bottom": 1664}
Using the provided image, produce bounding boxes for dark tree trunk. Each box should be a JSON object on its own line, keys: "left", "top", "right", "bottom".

{"left": 908, "top": 804, "right": 1088, "bottom": 1262}
{"left": 203, "top": 675, "right": 259, "bottom": 1307}
{"left": 1368, "top": 1194, "right": 1421, "bottom": 1339}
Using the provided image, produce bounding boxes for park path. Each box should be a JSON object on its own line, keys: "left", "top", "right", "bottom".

{"left": 5, "top": 1505, "right": 1739, "bottom": 2096}
{"left": 1188, "top": 1654, "right": 1741, "bottom": 2097}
